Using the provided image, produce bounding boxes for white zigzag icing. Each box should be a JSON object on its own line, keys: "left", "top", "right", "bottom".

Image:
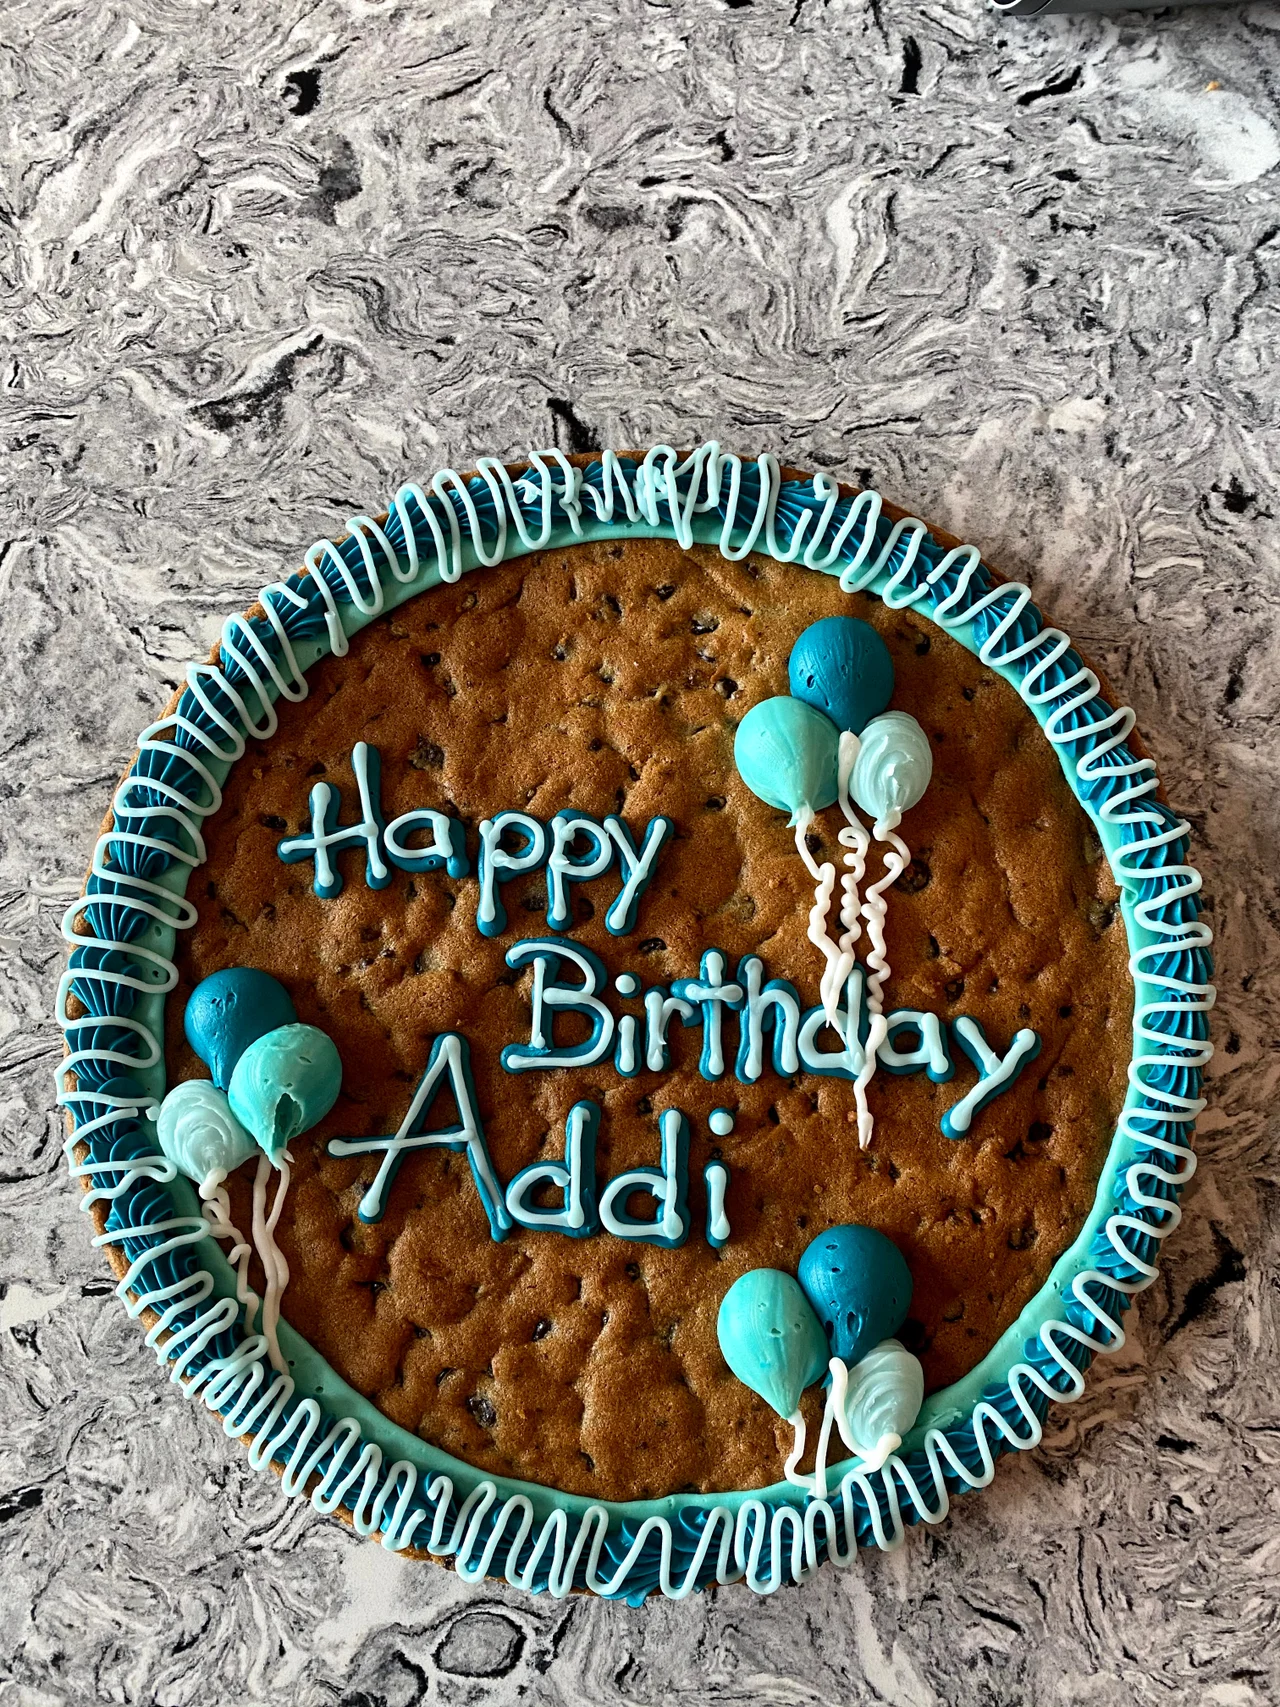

{"left": 58, "top": 442, "right": 1212, "bottom": 1599}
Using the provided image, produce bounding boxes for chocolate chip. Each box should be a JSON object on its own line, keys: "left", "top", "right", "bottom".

{"left": 421, "top": 651, "right": 441, "bottom": 668}
{"left": 259, "top": 813, "right": 287, "bottom": 831}
{"left": 705, "top": 796, "right": 726, "bottom": 811}
{"left": 715, "top": 678, "right": 738, "bottom": 697}
{"left": 655, "top": 584, "right": 676, "bottom": 601}
{"left": 467, "top": 1393, "right": 497, "bottom": 1429}
{"left": 898, "top": 1318, "right": 934, "bottom": 1356}
{"left": 1087, "top": 899, "right": 1117, "bottom": 935}
{"left": 690, "top": 615, "right": 719, "bottom": 634}
{"left": 638, "top": 937, "right": 666, "bottom": 954}
{"left": 1028, "top": 1121, "right": 1054, "bottom": 1144}
{"left": 896, "top": 858, "right": 931, "bottom": 893}
{"left": 532, "top": 1318, "right": 553, "bottom": 1341}
{"left": 409, "top": 738, "right": 444, "bottom": 770}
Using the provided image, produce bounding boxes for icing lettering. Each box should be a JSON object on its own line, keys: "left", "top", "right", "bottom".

{"left": 941, "top": 1018, "right": 1042, "bottom": 1139}
{"left": 282, "top": 756, "right": 674, "bottom": 937}
{"left": 798, "top": 967, "right": 869, "bottom": 1078}
{"left": 477, "top": 811, "right": 547, "bottom": 938}
{"left": 546, "top": 812, "right": 614, "bottom": 932}
{"left": 878, "top": 1010, "right": 955, "bottom": 1082}
{"left": 501, "top": 939, "right": 615, "bottom": 1072}
{"left": 327, "top": 1032, "right": 511, "bottom": 1239}
{"left": 672, "top": 949, "right": 744, "bottom": 1080}
{"left": 505, "top": 1101, "right": 601, "bottom": 1236}
{"left": 598, "top": 1108, "right": 692, "bottom": 1248}
{"left": 279, "top": 740, "right": 389, "bottom": 898}
{"left": 704, "top": 1160, "right": 731, "bottom": 1248}
{"left": 603, "top": 815, "right": 675, "bottom": 935}
{"left": 735, "top": 955, "right": 802, "bottom": 1084}
{"left": 643, "top": 984, "right": 698, "bottom": 1072}
{"left": 279, "top": 740, "right": 471, "bottom": 897}
{"left": 383, "top": 808, "right": 468, "bottom": 878}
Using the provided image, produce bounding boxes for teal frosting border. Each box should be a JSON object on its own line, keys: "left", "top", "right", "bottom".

{"left": 58, "top": 445, "right": 1212, "bottom": 1602}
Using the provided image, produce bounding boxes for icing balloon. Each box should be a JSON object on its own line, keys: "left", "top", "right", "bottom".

{"left": 156, "top": 1079, "right": 256, "bottom": 1189}
{"left": 184, "top": 968, "right": 297, "bottom": 1092}
{"left": 227, "top": 1024, "right": 342, "bottom": 1164}
{"left": 798, "top": 1224, "right": 913, "bottom": 1368}
{"left": 717, "top": 1268, "right": 829, "bottom": 1419}
{"left": 837, "top": 1338, "right": 925, "bottom": 1470}
{"left": 733, "top": 696, "right": 839, "bottom": 825}
{"left": 788, "top": 616, "right": 894, "bottom": 736}
{"left": 849, "top": 711, "right": 933, "bottom": 826}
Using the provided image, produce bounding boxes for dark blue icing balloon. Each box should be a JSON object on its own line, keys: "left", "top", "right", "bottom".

{"left": 798, "top": 1223, "right": 913, "bottom": 1367}
{"left": 184, "top": 968, "right": 297, "bottom": 1091}
{"left": 788, "top": 616, "right": 894, "bottom": 736}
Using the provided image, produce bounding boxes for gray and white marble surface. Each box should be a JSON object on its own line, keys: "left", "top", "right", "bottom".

{"left": 2, "top": 1, "right": 1277, "bottom": 1702}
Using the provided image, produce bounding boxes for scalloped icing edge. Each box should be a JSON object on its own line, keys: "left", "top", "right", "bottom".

{"left": 58, "top": 444, "right": 1213, "bottom": 1604}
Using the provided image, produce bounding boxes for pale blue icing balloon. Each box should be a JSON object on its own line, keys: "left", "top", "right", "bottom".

{"left": 798, "top": 1224, "right": 913, "bottom": 1368}
{"left": 733, "top": 696, "right": 839, "bottom": 825}
{"left": 184, "top": 968, "right": 297, "bottom": 1091}
{"left": 788, "top": 616, "right": 894, "bottom": 736}
{"left": 838, "top": 1339, "right": 925, "bottom": 1467}
{"left": 227, "top": 1024, "right": 342, "bottom": 1164}
{"left": 716, "top": 1268, "right": 829, "bottom": 1419}
{"left": 155, "top": 1078, "right": 257, "bottom": 1188}
{"left": 849, "top": 711, "right": 933, "bottom": 825}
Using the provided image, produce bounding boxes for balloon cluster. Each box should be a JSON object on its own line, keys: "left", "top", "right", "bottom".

{"left": 716, "top": 1223, "right": 925, "bottom": 1495}
{"left": 733, "top": 616, "right": 933, "bottom": 1148}
{"left": 154, "top": 968, "right": 342, "bottom": 1374}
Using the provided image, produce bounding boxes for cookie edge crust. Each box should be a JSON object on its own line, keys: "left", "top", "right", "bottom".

{"left": 60, "top": 446, "right": 1211, "bottom": 1603}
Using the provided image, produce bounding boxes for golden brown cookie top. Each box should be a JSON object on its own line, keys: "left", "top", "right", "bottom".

{"left": 168, "top": 532, "right": 1131, "bottom": 1503}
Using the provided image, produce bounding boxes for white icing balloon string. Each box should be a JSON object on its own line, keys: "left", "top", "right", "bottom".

{"left": 793, "top": 812, "right": 849, "bottom": 1033}
{"left": 199, "top": 1173, "right": 261, "bottom": 1335}
{"left": 851, "top": 810, "right": 910, "bottom": 1150}
{"left": 835, "top": 731, "right": 869, "bottom": 965}
{"left": 199, "top": 1158, "right": 292, "bottom": 1375}
{"left": 251, "top": 1152, "right": 292, "bottom": 1375}
{"left": 782, "top": 1409, "right": 810, "bottom": 1491}
{"left": 787, "top": 1356, "right": 904, "bottom": 1498}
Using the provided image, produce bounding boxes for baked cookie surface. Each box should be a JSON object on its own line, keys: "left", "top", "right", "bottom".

{"left": 169, "top": 534, "right": 1129, "bottom": 1501}
{"left": 65, "top": 447, "right": 1210, "bottom": 1599}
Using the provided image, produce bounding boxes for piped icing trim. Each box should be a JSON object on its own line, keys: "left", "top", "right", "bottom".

{"left": 58, "top": 443, "right": 1213, "bottom": 1605}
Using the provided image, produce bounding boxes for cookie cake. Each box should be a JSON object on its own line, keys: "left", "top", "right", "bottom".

{"left": 59, "top": 444, "right": 1213, "bottom": 1602}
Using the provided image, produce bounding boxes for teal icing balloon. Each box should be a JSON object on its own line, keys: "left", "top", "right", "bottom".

{"left": 798, "top": 1224, "right": 913, "bottom": 1368}
{"left": 155, "top": 1079, "right": 256, "bottom": 1188}
{"left": 849, "top": 711, "right": 933, "bottom": 824}
{"left": 716, "top": 1268, "right": 829, "bottom": 1419}
{"left": 227, "top": 1024, "right": 342, "bottom": 1164}
{"left": 184, "top": 968, "right": 297, "bottom": 1091}
{"left": 788, "top": 616, "right": 894, "bottom": 736}
{"left": 733, "top": 696, "right": 839, "bottom": 825}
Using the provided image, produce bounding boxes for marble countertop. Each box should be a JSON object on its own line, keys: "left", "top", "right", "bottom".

{"left": 2, "top": 1, "right": 1276, "bottom": 1702}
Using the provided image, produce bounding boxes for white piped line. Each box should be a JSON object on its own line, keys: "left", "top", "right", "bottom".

{"left": 57, "top": 443, "right": 1212, "bottom": 1600}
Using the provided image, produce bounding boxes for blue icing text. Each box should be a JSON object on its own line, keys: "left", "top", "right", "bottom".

{"left": 327, "top": 1032, "right": 511, "bottom": 1239}
{"left": 279, "top": 740, "right": 468, "bottom": 898}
